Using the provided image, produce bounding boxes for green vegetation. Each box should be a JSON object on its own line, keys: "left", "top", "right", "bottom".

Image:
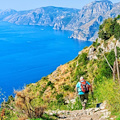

{"left": 93, "top": 39, "right": 100, "bottom": 48}
{"left": 95, "top": 79, "right": 120, "bottom": 113}
{"left": 78, "top": 52, "right": 88, "bottom": 64}
{"left": 30, "top": 113, "right": 58, "bottom": 120}
{"left": 98, "top": 15, "right": 120, "bottom": 40}
{"left": 63, "top": 85, "right": 74, "bottom": 92}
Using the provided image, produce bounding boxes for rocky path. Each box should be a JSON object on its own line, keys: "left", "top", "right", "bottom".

{"left": 46, "top": 102, "right": 114, "bottom": 120}
{"left": 56, "top": 108, "right": 110, "bottom": 120}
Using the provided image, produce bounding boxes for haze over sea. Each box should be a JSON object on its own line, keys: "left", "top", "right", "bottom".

{"left": 0, "top": 21, "right": 92, "bottom": 102}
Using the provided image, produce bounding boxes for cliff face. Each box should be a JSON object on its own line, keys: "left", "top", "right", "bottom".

{"left": 70, "top": 1, "right": 120, "bottom": 41}
{"left": 2, "top": 6, "right": 79, "bottom": 26}
{"left": 0, "top": 1, "right": 120, "bottom": 41}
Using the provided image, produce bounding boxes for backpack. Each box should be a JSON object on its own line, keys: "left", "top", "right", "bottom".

{"left": 80, "top": 80, "right": 89, "bottom": 93}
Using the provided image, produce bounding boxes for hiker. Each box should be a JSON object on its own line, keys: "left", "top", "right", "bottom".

{"left": 75, "top": 76, "right": 93, "bottom": 110}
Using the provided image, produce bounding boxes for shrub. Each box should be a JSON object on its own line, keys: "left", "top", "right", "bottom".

{"left": 95, "top": 79, "right": 120, "bottom": 113}
{"left": 63, "top": 85, "right": 75, "bottom": 92}
{"left": 98, "top": 16, "right": 120, "bottom": 40}
{"left": 83, "top": 46, "right": 88, "bottom": 49}
{"left": 42, "top": 76, "right": 48, "bottom": 81}
{"left": 78, "top": 53, "right": 88, "bottom": 64}
{"left": 56, "top": 93, "right": 65, "bottom": 105}
{"left": 99, "top": 50, "right": 115, "bottom": 78}
{"left": 47, "top": 81, "right": 52, "bottom": 86}
{"left": 73, "top": 68, "right": 86, "bottom": 81}
{"left": 15, "top": 91, "right": 46, "bottom": 119}
{"left": 56, "top": 93, "right": 63, "bottom": 100}
{"left": 63, "top": 85, "right": 70, "bottom": 91}
{"left": 98, "top": 48, "right": 103, "bottom": 53}
{"left": 46, "top": 81, "right": 54, "bottom": 89}
{"left": 93, "top": 42, "right": 97, "bottom": 47}
{"left": 96, "top": 43, "right": 100, "bottom": 47}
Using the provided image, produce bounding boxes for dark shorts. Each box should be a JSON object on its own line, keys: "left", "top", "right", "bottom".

{"left": 78, "top": 93, "right": 88, "bottom": 106}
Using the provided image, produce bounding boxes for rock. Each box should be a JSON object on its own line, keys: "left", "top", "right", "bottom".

{"left": 94, "top": 108, "right": 100, "bottom": 112}
{"left": 100, "top": 101, "right": 107, "bottom": 110}
{"left": 107, "top": 42, "right": 115, "bottom": 52}
{"left": 116, "top": 40, "right": 120, "bottom": 48}
{"left": 89, "top": 47, "right": 96, "bottom": 55}
{"left": 88, "top": 47, "right": 98, "bottom": 60}
{"left": 97, "top": 38, "right": 102, "bottom": 43}
{"left": 65, "top": 99, "right": 76, "bottom": 104}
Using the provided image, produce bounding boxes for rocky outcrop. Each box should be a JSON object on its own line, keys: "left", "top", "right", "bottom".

{"left": 87, "top": 37, "right": 120, "bottom": 60}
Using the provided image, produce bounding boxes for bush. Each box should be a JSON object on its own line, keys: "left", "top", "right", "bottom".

{"left": 67, "top": 97, "right": 82, "bottom": 110}
{"left": 42, "top": 76, "right": 48, "bottom": 81}
{"left": 46, "top": 81, "right": 54, "bottom": 89}
{"left": 73, "top": 68, "right": 86, "bottom": 81}
{"left": 98, "top": 16, "right": 120, "bottom": 40}
{"left": 83, "top": 46, "right": 88, "bottom": 49}
{"left": 63, "top": 85, "right": 75, "bottom": 92}
{"left": 78, "top": 53, "right": 88, "bottom": 64}
{"left": 47, "top": 81, "right": 52, "bottom": 86}
{"left": 56, "top": 93, "right": 63, "bottom": 100}
{"left": 99, "top": 50, "right": 115, "bottom": 78}
{"left": 95, "top": 79, "right": 120, "bottom": 113}
{"left": 56, "top": 93, "right": 65, "bottom": 105}
{"left": 98, "top": 48, "right": 103, "bottom": 53}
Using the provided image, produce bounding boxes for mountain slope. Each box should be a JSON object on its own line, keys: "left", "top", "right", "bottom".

{"left": 2, "top": 6, "right": 79, "bottom": 26}
{"left": 70, "top": 0, "right": 120, "bottom": 41}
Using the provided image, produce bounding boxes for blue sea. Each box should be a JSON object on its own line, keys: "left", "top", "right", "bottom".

{"left": 0, "top": 22, "right": 92, "bottom": 102}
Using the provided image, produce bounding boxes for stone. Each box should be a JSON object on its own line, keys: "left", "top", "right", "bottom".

{"left": 100, "top": 101, "right": 107, "bottom": 110}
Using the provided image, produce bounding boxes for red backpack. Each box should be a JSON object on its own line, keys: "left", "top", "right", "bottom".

{"left": 80, "top": 80, "right": 89, "bottom": 93}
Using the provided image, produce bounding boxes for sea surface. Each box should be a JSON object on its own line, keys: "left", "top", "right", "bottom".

{"left": 0, "top": 22, "right": 92, "bottom": 103}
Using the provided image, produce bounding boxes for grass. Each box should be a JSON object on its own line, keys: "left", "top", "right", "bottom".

{"left": 30, "top": 113, "right": 58, "bottom": 120}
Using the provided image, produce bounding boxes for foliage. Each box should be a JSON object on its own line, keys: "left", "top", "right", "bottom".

{"left": 116, "top": 115, "right": 120, "bottom": 120}
{"left": 41, "top": 76, "right": 48, "bottom": 81}
{"left": 30, "top": 113, "right": 58, "bottom": 120}
{"left": 15, "top": 91, "right": 46, "bottom": 119}
{"left": 93, "top": 39, "right": 100, "bottom": 48}
{"left": 95, "top": 79, "right": 120, "bottom": 113}
{"left": 78, "top": 53, "right": 88, "bottom": 64}
{"left": 99, "top": 50, "right": 115, "bottom": 78}
{"left": 98, "top": 48, "right": 103, "bottom": 53}
{"left": 83, "top": 46, "right": 88, "bottom": 49}
{"left": 47, "top": 81, "right": 54, "bottom": 89}
{"left": 56, "top": 93, "right": 65, "bottom": 105}
{"left": 63, "top": 85, "right": 74, "bottom": 92}
{"left": 98, "top": 15, "right": 120, "bottom": 40}
{"left": 73, "top": 67, "right": 86, "bottom": 82}
{"left": 67, "top": 97, "right": 82, "bottom": 110}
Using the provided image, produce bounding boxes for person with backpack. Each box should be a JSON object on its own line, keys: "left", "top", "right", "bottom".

{"left": 75, "top": 76, "right": 93, "bottom": 110}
